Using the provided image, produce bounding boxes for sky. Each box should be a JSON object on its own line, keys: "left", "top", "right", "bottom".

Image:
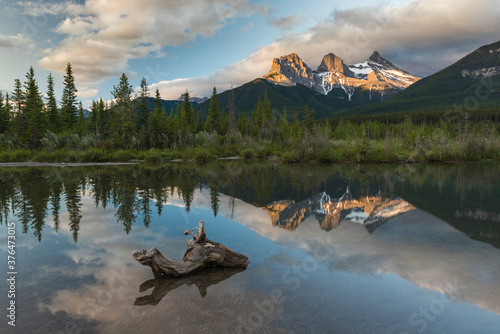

{"left": 0, "top": 0, "right": 500, "bottom": 107}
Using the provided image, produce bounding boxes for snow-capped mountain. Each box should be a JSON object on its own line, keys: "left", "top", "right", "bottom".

{"left": 263, "top": 51, "right": 420, "bottom": 101}
{"left": 264, "top": 188, "right": 416, "bottom": 233}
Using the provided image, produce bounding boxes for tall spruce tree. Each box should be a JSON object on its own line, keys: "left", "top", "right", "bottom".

{"left": 303, "top": 105, "right": 314, "bottom": 135}
{"left": 61, "top": 63, "right": 78, "bottom": 129}
{"left": 228, "top": 83, "right": 236, "bottom": 133}
{"left": 46, "top": 73, "right": 60, "bottom": 133}
{"left": 149, "top": 88, "right": 165, "bottom": 148}
{"left": 0, "top": 91, "right": 10, "bottom": 134}
{"left": 136, "top": 77, "right": 150, "bottom": 129}
{"left": 111, "top": 73, "right": 134, "bottom": 145}
{"left": 180, "top": 90, "right": 194, "bottom": 133}
{"left": 23, "top": 66, "right": 45, "bottom": 148}
{"left": 76, "top": 101, "right": 86, "bottom": 135}
{"left": 205, "top": 86, "right": 220, "bottom": 133}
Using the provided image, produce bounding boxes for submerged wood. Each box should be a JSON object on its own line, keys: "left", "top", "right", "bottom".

{"left": 132, "top": 221, "right": 249, "bottom": 277}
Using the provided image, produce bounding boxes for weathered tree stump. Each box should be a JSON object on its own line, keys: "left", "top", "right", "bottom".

{"left": 132, "top": 221, "right": 249, "bottom": 277}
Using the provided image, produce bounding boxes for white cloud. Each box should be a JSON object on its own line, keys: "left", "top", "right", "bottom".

{"left": 155, "top": 0, "right": 500, "bottom": 99}
{"left": 36, "top": 0, "right": 266, "bottom": 98}
{"left": 0, "top": 33, "right": 34, "bottom": 49}
{"left": 268, "top": 14, "right": 303, "bottom": 31}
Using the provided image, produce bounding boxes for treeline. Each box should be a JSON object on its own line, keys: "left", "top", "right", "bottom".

{"left": 1, "top": 65, "right": 500, "bottom": 163}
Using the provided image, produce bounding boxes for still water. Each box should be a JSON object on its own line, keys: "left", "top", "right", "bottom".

{"left": 1, "top": 162, "right": 500, "bottom": 334}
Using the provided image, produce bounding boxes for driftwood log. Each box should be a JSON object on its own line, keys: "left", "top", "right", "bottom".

{"left": 132, "top": 221, "right": 249, "bottom": 277}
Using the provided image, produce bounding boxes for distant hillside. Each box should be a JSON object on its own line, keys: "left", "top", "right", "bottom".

{"left": 327, "top": 40, "right": 500, "bottom": 118}
{"left": 135, "top": 97, "right": 200, "bottom": 114}
{"left": 195, "top": 78, "right": 377, "bottom": 120}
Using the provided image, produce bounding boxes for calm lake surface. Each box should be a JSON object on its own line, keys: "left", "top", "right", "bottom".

{"left": 1, "top": 162, "right": 500, "bottom": 334}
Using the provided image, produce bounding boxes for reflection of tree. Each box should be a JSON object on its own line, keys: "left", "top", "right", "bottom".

{"left": 63, "top": 176, "right": 83, "bottom": 243}
{"left": 50, "top": 180, "right": 63, "bottom": 233}
{"left": 112, "top": 172, "right": 138, "bottom": 234}
{"left": 1, "top": 162, "right": 499, "bottom": 245}
{"left": 134, "top": 268, "right": 245, "bottom": 306}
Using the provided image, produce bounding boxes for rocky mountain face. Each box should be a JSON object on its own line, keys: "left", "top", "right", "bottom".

{"left": 264, "top": 188, "right": 415, "bottom": 233}
{"left": 263, "top": 51, "right": 420, "bottom": 101}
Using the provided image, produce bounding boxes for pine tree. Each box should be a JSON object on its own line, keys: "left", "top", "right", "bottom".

{"left": 195, "top": 110, "right": 203, "bottom": 133}
{"left": 220, "top": 106, "right": 228, "bottom": 134}
{"left": 0, "top": 91, "right": 10, "bottom": 134}
{"left": 237, "top": 112, "right": 248, "bottom": 135}
{"left": 111, "top": 73, "right": 134, "bottom": 145}
{"left": 228, "top": 83, "right": 236, "bottom": 133}
{"left": 23, "top": 66, "right": 45, "bottom": 148}
{"left": 303, "top": 105, "right": 315, "bottom": 135}
{"left": 46, "top": 73, "right": 60, "bottom": 133}
{"left": 61, "top": 63, "right": 78, "bottom": 130}
{"left": 136, "top": 77, "right": 150, "bottom": 129}
{"left": 180, "top": 90, "right": 194, "bottom": 133}
{"left": 76, "top": 101, "right": 86, "bottom": 135}
{"left": 277, "top": 109, "right": 289, "bottom": 141}
{"left": 136, "top": 78, "right": 150, "bottom": 148}
{"left": 12, "top": 79, "right": 24, "bottom": 116}
{"left": 205, "top": 86, "right": 220, "bottom": 133}
{"left": 11, "top": 79, "right": 25, "bottom": 135}
{"left": 149, "top": 88, "right": 166, "bottom": 148}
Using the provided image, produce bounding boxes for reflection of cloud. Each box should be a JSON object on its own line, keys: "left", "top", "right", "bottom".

{"left": 38, "top": 194, "right": 282, "bottom": 333}
{"left": 204, "top": 190, "right": 500, "bottom": 317}
{"left": 36, "top": 187, "right": 500, "bottom": 333}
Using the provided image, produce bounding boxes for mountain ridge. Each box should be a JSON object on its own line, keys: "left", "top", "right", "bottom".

{"left": 264, "top": 51, "right": 420, "bottom": 101}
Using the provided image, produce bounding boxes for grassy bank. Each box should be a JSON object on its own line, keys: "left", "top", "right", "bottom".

{"left": 1, "top": 133, "right": 499, "bottom": 164}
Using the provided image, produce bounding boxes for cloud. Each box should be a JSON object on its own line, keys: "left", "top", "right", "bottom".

{"left": 268, "top": 14, "right": 303, "bottom": 31}
{"left": 0, "top": 33, "right": 34, "bottom": 49}
{"left": 36, "top": 0, "right": 266, "bottom": 98}
{"left": 155, "top": 0, "right": 500, "bottom": 99}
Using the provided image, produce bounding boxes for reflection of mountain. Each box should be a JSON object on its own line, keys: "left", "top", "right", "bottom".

{"left": 264, "top": 189, "right": 415, "bottom": 232}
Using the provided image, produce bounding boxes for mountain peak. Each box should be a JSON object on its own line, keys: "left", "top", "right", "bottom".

{"left": 317, "top": 53, "right": 351, "bottom": 74}
{"left": 368, "top": 51, "right": 383, "bottom": 63}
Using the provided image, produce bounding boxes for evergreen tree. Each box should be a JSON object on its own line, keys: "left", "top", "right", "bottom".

{"left": 277, "top": 109, "right": 290, "bottom": 141}
{"left": 23, "top": 66, "right": 45, "bottom": 148}
{"left": 136, "top": 77, "right": 150, "bottom": 129}
{"left": 220, "top": 106, "right": 229, "bottom": 134}
{"left": 228, "top": 83, "right": 236, "bottom": 133}
{"left": 12, "top": 79, "right": 25, "bottom": 116}
{"left": 237, "top": 112, "right": 248, "bottom": 135}
{"left": 205, "top": 86, "right": 220, "bottom": 133}
{"left": 111, "top": 73, "right": 134, "bottom": 145}
{"left": 77, "top": 101, "right": 86, "bottom": 135}
{"left": 195, "top": 110, "right": 203, "bottom": 133}
{"left": 303, "top": 105, "right": 315, "bottom": 135}
{"left": 0, "top": 91, "right": 10, "bottom": 134}
{"left": 61, "top": 63, "right": 78, "bottom": 130}
{"left": 149, "top": 88, "right": 166, "bottom": 148}
{"left": 180, "top": 90, "right": 194, "bottom": 133}
{"left": 46, "top": 73, "right": 60, "bottom": 133}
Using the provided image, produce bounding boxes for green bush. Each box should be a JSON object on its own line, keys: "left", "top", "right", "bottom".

{"left": 81, "top": 148, "right": 108, "bottom": 162}
{"left": 240, "top": 148, "right": 257, "bottom": 159}
{"left": 194, "top": 148, "right": 217, "bottom": 162}
{"left": 280, "top": 151, "right": 301, "bottom": 163}
{"left": 111, "top": 150, "right": 137, "bottom": 162}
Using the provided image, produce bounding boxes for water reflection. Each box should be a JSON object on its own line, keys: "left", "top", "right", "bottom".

{"left": 265, "top": 188, "right": 415, "bottom": 232}
{"left": 136, "top": 268, "right": 246, "bottom": 306}
{"left": 1, "top": 163, "right": 499, "bottom": 248}
{"left": 2, "top": 162, "right": 500, "bottom": 334}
